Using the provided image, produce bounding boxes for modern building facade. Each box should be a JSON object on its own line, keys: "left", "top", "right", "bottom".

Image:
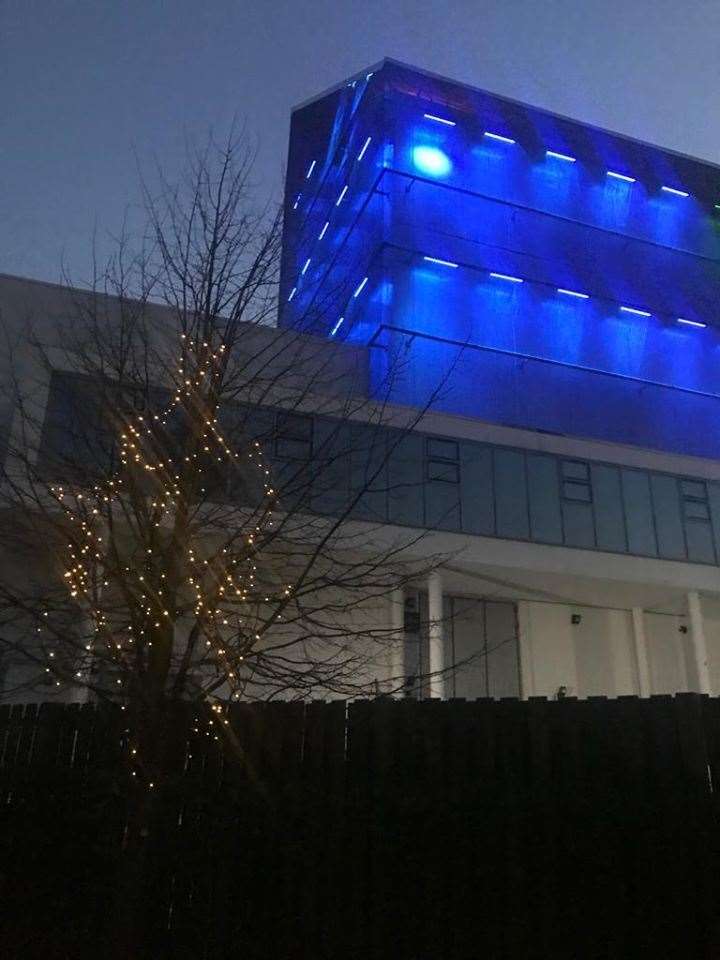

{"left": 279, "top": 58, "right": 720, "bottom": 700}
{"left": 3, "top": 59, "right": 720, "bottom": 704}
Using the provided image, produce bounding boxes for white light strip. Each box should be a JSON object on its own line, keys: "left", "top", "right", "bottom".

{"left": 546, "top": 150, "right": 577, "bottom": 163}
{"left": 423, "top": 255, "right": 459, "bottom": 268}
{"left": 607, "top": 170, "right": 636, "bottom": 183}
{"left": 620, "top": 305, "right": 652, "bottom": 317}
{"left": 335, "top": 185, "right": 349, "bottom": 206}
{"left": 490, "top": 272, "right": 524, "bottom": 283}
{"left": 318, "top": 221, "right": 329, "bottom": 240}
{"left": 353, "top": 276, "right": 369, "bottom": 298}
{"left": 661, "top": 185, "right": 689, "bottom": 197}
{"left": 357, "top": 136, "right": 372, "bottom": 161}
{"left": 423, "top": 113, "right": 456, "bottom": 126}
{"left": 301, "top": 258, "right": 311, "bottom": 276}
{"left": 484, "top": 131, "right": 516, "bottom": 144}
{"left": 676, "top": 318, "right": 707, "bottom": 329}
{"left": 557, "top": 288, "right": 590, "bottom": 299}
{"left": 305, "top": 160, "right": 316, "bottom": 179}
{"left": 287, "top": 287, "right": 297, "bottom": 302}
{"left": 330, "top": 317, "right": 345, "bottom": 336}
{"left": 293, "top": 194, "right": 301, "bottom": 210}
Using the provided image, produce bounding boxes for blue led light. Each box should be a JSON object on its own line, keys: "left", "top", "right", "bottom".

{"left": 620, "top": 305, "right": 652, "bottom": 317}
{"left": 287, "top": 287, "right": 297, "bottom": 302}
{"left": 353, "top": 276, "right": 369, "bottom": 298}
{"left": 301, "top": 258, "right": 311, "bottom": 276}
{"left": 607, "top": 170, "right": 636, "bottom": 183}
{"left": 484, "top": 131, "right": 516, "bottom": 144}
{"left": 357, "top": 136, "right": 372, "bottom": 161}
{"left": 330, "top": 317, "right": 344, "bottom": 336}
{"left": 336, "top": 185, "right": 349, "bottom": 206}
{"left": 661, "top": 185, "right": 689, "bottom": 197}
{"left": 423, "top": 113, "right": 456, "bottom": 126}
{"left": 305, "top": 160, "right": 316, "bottom": 179}
{"left": 546, "top": 150, "right": 577, "bottom": 163}
{"left": 557, "top": 288, "right": 590, "bottom": 299}
{"left": 489, "top": 272, "right": 524, "bottom": 284}
{"left": 423, "top": 255, "right": 458, "bottom": 268}
{"left": 412, "top": 145, "right": 452, "bottom": 178}
{"left": 318, "top": 221, "right": 329, "bottom": 240}
{"left": 676, "top": 318, "right": 706, "bottom": 329}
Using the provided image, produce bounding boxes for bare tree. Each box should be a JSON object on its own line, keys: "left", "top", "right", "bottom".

{"left": 0, "top": 130, "right": 459, "bottom": 753}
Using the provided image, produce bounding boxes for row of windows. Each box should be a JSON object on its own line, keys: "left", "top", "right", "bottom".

{"left": 37, "top": 374, "right": 720, "bottom": 567}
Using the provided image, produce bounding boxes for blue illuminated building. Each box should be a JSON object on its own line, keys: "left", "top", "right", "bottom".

{"left": 281, "top": 59, "right": 720, "bottom": 460}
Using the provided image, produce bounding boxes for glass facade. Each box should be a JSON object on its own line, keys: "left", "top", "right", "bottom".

{"left": 281, "top": 59, "right": 720, "bottom": 460}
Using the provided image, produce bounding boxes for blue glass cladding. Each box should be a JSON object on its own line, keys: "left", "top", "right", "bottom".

{"left": 283, "top": 60, "right": 720, "bottom": 460}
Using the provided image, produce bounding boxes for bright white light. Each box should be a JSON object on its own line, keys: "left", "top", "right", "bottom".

{"left": 357, "top": 136, "right": 372, "bottom": 161}
{"left": 607, "top": 171, "right": 636, "bottom": 183}
{"left": 330, "top": 317, "right": 345, "bottom": 336}
{"left": 661, "top": 186, "right": 689, "bottom": 197}
{"left": 293, "top": 194, "right": 301, "bottom": 210}
{"left": 423, "top": 113, "right": 456, "bottom": 126}
{"left": 676, "top": 318, "right": 707, "bottom": 329}
{"left": 423, "top": 255, "right": 458, "bottom": 268}
{"left": 484, "top": 131, "right": 516, "bottom": 144}
{"left": 318, "top": 222, "right": 329, "bottom": 240}
{"left": 301, "top": 258, "right": 311, "bottom": 276}
{"left": 557, "top": 288, "right": 590, "bottom": 299}
{"left": 546, "top": 150, "right": 577, "bottom": 163}
{"left": 287, "top": 287, "right": 297, "bottom": 302}
{"left": 336, "top": 185, "right": 349, "bottom": 206}
{"left": 366, "top": 72, "right": 374, "bottom": 81}
{"left": 620, "top": 305, "right": 652, "bottom": 317}
{"left": 305, "top": 160, "right": 317, "bottom": 179}
{"left": 353, "top": 276, "right": 369, "bottom": 298}
{"left": 412, "top": 145, "right": 452, "bottom": 178}
{"left": 490, "top": 272, "right": 524, "bottom": 284}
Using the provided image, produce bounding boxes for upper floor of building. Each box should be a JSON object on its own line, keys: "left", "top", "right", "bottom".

{"left": 280, "top": 59, "right": 720, "bottom": 461}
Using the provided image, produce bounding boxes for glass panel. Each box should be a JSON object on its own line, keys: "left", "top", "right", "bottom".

{"left": 427, "top": 437, "right": 459, "bottom": 461}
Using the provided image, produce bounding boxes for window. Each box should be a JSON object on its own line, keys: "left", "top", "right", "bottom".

{"left": 426, "top": 437, "right": 459, "bottom": 483}
{"left": 274, "top": 413, "right": 313, "bottom": 460}
{"left": 561, "top": 460, "right": 592, "bottom": 503}
{"left": 681, "top": 479, "right": 711, "bottom": 523}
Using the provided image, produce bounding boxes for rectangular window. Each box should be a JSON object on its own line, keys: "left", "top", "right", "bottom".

{"left": 426, "top": 436, "right": 459, "bottom": 484}
{"left": 274, "top": 413, "right": 313, "bottom": 460}
{"left": 561, "top": 459, "right": 592, "bottom": 502}
{"left": 681, "top": 479, "right": 710, "bottom": 522}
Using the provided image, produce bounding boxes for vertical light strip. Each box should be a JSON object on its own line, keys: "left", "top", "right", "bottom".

{"left": 357, "top": 136, "right": 372, "bottom": 161}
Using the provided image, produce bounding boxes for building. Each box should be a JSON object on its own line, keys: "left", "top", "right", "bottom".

{"left": 278, "top": 58, "right": 720, "bottom": 700}
{"left": 2, "top": 58, "right": 720, "bottom": 703}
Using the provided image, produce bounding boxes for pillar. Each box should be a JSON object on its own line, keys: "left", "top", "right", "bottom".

{"left": 389, "top": 587, "right": 405, "bottom": 697}
{"left": 631, "top": 607, "right": 652, "bottom": 698}
{"left": 687, "top": 591, "right": 712, "bottom": 695}
{"left": 428, "top": 571, "right": 445, "bottom": 698}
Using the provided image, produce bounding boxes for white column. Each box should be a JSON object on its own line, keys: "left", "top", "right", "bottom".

{"left": 516, "top": 601, "right": 534, "bottom": 699}
{"left": 428, "top": 571, "right": 445, "bottom": 698}
{"left": 687, "top": 591, "right": 712, "bottom": 695}
{"left": 389, "top": 587, "right": 405, "bottom": 697}
{"left": 631, "top": 607, "right": 652, "bottom": 698}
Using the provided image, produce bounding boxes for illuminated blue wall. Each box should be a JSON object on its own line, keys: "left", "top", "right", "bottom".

{"left": 282, "top": 60, "right": 720, "bottom": 460}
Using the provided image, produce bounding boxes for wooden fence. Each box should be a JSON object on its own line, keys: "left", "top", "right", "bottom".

{"left": 2, "top": 694, "right": 720, "bottom": 958}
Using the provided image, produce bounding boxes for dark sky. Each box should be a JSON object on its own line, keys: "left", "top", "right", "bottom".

{"left": 2, "top": 0, "right": 719, "bottom": 285}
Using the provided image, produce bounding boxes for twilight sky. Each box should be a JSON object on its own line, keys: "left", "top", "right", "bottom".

{"left": 2, "top": 0, "right": 719, "bottom": 285}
